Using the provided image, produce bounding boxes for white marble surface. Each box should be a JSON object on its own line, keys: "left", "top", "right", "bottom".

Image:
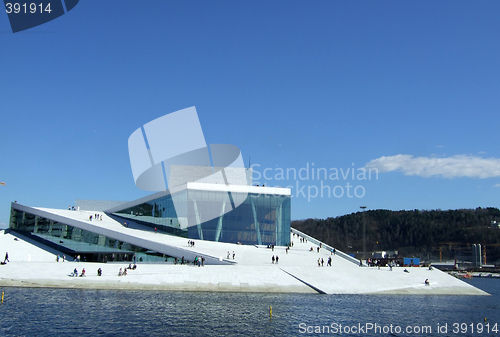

{"left": 0, "top": 219, "right": 488, "bottom": 295}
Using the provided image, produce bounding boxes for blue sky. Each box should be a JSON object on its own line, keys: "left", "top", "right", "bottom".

{"left": 1, "top": 1, "right": 499, "bottom": 227}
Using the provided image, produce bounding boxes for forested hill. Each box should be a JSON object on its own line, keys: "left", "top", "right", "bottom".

{"left": 292, "top": 207, "right": 500, "bottom": 264}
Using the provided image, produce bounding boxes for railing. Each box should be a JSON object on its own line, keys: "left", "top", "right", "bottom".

{"left": 291, "top": 227, "right": 361, "bottom": 266}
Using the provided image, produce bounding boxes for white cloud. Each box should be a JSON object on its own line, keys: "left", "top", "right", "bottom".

{"left": 365, "top": 154, "right": 500, "bottom": 179}
{"left": 494, "top": 183, "right": 500, "bottom": 188}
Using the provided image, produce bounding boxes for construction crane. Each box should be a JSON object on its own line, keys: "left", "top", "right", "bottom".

{"left": 481, "top": 243, "right": 500, "bottom": 265}
{"left": 438, "top": 242, "right": 500, "bottom": 265}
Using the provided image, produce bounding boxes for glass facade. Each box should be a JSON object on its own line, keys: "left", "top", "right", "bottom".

{"left": 113, "top": 189, "right": 291, "bottom": 246}
{"left": 113, "top": 190, "right": 188, "bottom": 237}
{"left": 9, "top": 208, "right": 170, "bottom": 263}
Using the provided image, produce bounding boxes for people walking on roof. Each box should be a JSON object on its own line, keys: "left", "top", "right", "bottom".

{"left": 272, "top": 255, "right": 275, "bottom": 264}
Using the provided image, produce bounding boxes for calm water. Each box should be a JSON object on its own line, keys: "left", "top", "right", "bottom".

{"left": 0, "top": 279, "right": 499, "bottom": 336}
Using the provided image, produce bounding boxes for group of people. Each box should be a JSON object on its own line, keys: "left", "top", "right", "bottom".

{"left": 70, "top": 266, "right": 137, "bottom": 277}
{"left": 309, "top": 245, "right": 330, "bottom": 254}
{"left": 70, "top": 268, "right": 85, "bottom": 277}
{"left": 272, "top": 255, "right": 279, "bottom": 264}
{"left": 317, "top": 256, "right": 333, "bottom": 267}
{"left": 227, "top": 251, "right": 235, "bottom": 260}
{"left": 174, "top": 255, "right": 204, "bottom": 266}
{"left": 56, "top": 255, "right": 66, "bottom": 262}
{"left": 118, "top": 263, "right": 138, "bottom": 276}
{"left": 89, "top": 213, "right": 103, "bottom": 221}
{"left": 193, "top": 256, "right": 205, "bottom": 267}
{"left": 188, "top": 240, "right": 195, "bottom": 247}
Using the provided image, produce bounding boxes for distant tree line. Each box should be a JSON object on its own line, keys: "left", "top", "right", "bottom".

{"left": 292, "top": 207, "right": 500, "bottom": 264}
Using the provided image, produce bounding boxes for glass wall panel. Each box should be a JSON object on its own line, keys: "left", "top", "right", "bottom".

{"left": 184, "top": 190, "right": 290, "bottom": 246}
{"left": 110, "top": 187, "right": 291, "bottom": 246}
{"left": 9, "top": 208, "right": 171, "bottom": 263}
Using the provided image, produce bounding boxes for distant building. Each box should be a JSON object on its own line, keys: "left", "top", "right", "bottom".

{"left": 472, "top": 244, "right": 482, "bottom": 268}
{"left": 385, "top": 250, "right": 399, "bottom": 257}
{"left": 372, "top": 251, "right": 387, "bottom": 259}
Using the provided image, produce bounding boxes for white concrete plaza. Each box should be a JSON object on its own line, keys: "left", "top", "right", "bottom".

{"left": 0, "top": 218, "right": 487, "bottom": 295}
